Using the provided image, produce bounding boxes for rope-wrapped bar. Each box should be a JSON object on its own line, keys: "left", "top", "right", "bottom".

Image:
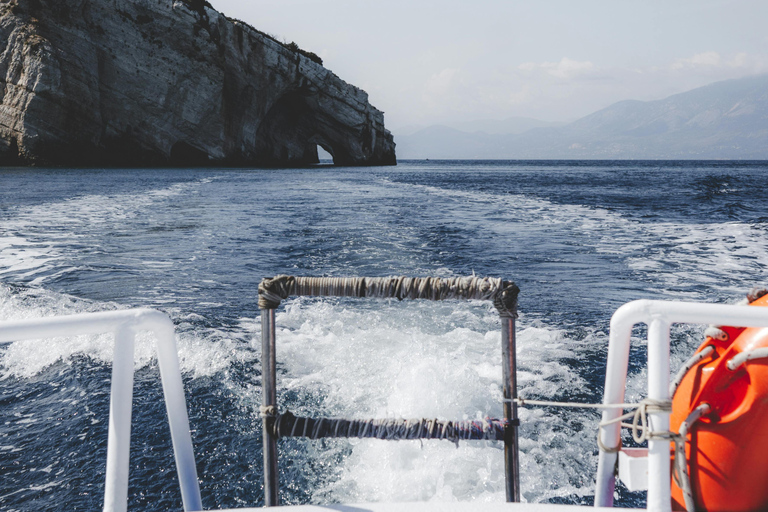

{"left": 265, "top": 410, "right": 508, "bottom": 444}
{"left": 258, "top": 275, "right": 519, "bottom": 317}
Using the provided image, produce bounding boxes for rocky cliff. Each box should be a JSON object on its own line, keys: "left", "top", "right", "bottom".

{"left": 0, "top": 0, "right": 396, "bottom": 167}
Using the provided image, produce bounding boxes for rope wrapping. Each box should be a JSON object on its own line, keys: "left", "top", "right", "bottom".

{"left": 510, "top": 397, "right": 674, "bottom": 452}
{"left": 673, "top": 403, "right": 711, "bottom": 512}
{"left": 268, "top": 410, "right": 508, "bottom": 445}
{"left": 629, "top": 399, "right": 674, "bottom": 444}
{"left": 258, "top": 275, "right": 519, "bottom": 317}
{"left": 592, "top": 398, "right": 673, "bottom": 451}
{"left": 670, "top": 346, "right": 716, "bottom": 397}
{"left": 727, "top": 346, "right": 768, "bottom": 370}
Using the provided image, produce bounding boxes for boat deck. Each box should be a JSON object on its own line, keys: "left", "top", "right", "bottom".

{"left": 223, "top": 503, "right": 628, "bottom": 511}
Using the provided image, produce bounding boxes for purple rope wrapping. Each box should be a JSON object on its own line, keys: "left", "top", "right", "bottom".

{"left": 257, "top": 275, "right": 519, "bottom": 318}
{"left": 268, "top": 411, "right": 508, "bottom": 443}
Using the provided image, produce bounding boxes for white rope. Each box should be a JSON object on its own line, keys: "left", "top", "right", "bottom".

{"left": 726, "top": 347, "right": 768, "bottom": 370}
{"left": 627, "top": 399, "right": 675, "bottom": 444}
{"left": 510, "top": 398, "right": 638, "bottom": 410}
{"left": 673, "top": 404, "right": 711, "bottom": 512}
{"left": 703, "top": 325, "right": 728, "bottom": 342}
{"left": 670, "top": 346, "right": 716, "bottom": 397}
{"left": 515, "top": 395, "right": 713, "bottom": 512}
{"left": 512, "top": 397, "right": 673, "bottom": 452}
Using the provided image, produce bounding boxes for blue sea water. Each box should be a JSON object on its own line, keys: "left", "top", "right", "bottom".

{"left": 1, "top": 160, "right": 767, "bottom": 510}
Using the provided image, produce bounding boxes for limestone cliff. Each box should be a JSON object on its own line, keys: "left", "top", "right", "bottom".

{"left": 0, "top": 0, "right": 396, "bottom": 167}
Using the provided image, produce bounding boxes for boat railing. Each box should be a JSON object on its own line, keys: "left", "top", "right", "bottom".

{"left": 0, "top": 309, "right": 202, "bottom": 512}
{"left": 257, "top": 275, "right": 521, "bottom": 507}
{"left": 7, "top": 293, "right": 765, "bottom": 510}
{"left": 596, "top": 299, "right": 768, "bottom": 511}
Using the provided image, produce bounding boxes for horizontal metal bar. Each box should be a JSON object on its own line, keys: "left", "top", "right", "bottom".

{"left": 268, "top": 411, "right": 508, "bottom": 442}
{"left": 0, "top": 308, "right": 169, "bottom": 344}
{"left": 258, "top": 275, "right": 519, "bottom": 316}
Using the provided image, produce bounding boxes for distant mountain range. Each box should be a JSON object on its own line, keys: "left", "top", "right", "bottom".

{"left": 396, "top": 116, "right": 565, "bottom": 137}
{"left": 395, "top": 74, "right": 768, "bottom": 159}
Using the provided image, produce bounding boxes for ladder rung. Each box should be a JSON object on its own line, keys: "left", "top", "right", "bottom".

{"left": 267, "top": 410, "right": 508, "bottom": 442}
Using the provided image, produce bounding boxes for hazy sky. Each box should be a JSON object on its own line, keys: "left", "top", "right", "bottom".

{"left": 209, "top": 1, "right": 768, "bottom": 131}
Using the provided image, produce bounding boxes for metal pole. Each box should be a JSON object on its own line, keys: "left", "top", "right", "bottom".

{"left": 154, "top": 317, "right": 203, "bottom": 511}
{"left": 647, "top": 317, "right": 672, "bottom": 512}
{"left": 595, "top": 304, "right": 634, "bottom": 508}
{"left": 261, "top": 309, "right": 279, "bottom": 506}
{"left": 501, "top": 315, "right": 521, "bottom": 502}
{"left": 104, "top": 326, "right": 135, "bottom": 512}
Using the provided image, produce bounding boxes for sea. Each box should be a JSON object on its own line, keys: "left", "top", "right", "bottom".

{"left": 1, "top": 159, "right": 767, "bottom": 511}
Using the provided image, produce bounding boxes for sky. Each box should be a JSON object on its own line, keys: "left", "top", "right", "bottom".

{"left": 208, "top": 0, "right": 768, "bottom": 132}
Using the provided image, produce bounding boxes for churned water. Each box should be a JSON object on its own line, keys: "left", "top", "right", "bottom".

{"left": 1, "top": 160, "right": 767, "bottom": 510}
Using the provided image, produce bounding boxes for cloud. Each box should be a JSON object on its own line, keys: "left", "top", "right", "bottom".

{"left": 669, "top": 51, "right": 768, "bottom": 73}
{"left": 394, "top": 51, "right": 768, "bottom": 128}
{"left": 424, "top": 68, "right": 463, "bottom": 98}
{"left": 671, "top": 51, "right": 722, "bottom": 70}
{"left": 729, "top": 53, "right": 748, "bottom": 68}
{"left": 518, "top": 57, "right": 596, "bottom": 79}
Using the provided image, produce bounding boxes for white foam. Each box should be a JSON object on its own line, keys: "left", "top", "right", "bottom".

{"left": 259, "top": 297, "right": 598, "bottom": 504}
{"left": 380, "top": 177, "right": 768, "bottom": 300}
{"left": 0, "top": 285, "right": 253, "bottom": 380}
{"left": 0, "top": 177, "right": 218, "bottom": 285}
{"left": 0, "top": 284, "right": 596, "bottom": 503}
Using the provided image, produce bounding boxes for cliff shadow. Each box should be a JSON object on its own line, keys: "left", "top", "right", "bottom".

{"left": 254, "top": 89, "right": 358, "bottom": 167}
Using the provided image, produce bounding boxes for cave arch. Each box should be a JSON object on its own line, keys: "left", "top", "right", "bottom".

{"left": 253, "top": 89, "right": 352, "bottom": 166}
{"left": 315, "top": 144, "right": 333, "bottom": 163}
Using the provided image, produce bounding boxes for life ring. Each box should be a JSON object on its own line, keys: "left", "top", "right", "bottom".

{"left": 670, "top": 291, "right": 768, "bottom": 511}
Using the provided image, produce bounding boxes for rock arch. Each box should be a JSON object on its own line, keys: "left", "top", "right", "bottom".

{"left": 0, "top": 0, "right": 396, "bottom": 167}
{"left": 254, "top": 87, "right": 369, "bottom": 166}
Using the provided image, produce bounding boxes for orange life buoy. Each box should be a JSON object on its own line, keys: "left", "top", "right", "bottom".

{"left": 670, "top": 292, "right": 768, "bottom": 511}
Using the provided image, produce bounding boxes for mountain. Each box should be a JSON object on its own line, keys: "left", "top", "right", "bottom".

{"left": 450, "top": 116, "right": 565, "bottom": 135}
{"left": 394, "top": 126, "right": 508, "bottom": 160}
{"left": 396, "top": 74, "right": 768, "bottom": 159}
{"left": 395, "top": 116, "right": 564, "bottom": 137}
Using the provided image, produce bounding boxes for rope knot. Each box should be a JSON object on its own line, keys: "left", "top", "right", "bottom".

{"left": 258, "top": 275, "right": 296, "bottom": 309}
{"left": 494, "top": 281, "right": 520, "bottom": 318}
{"left": 260, "top": 405, "right": 278, "bottom": 418}
{"left": 631, "top": 398, "right": 672, "bottom": 443}
{"left": 595, "top": 398, "right": 673, "bottom": 453}
{"left": 748, "top": 287, "right": 768, "bottom": 303}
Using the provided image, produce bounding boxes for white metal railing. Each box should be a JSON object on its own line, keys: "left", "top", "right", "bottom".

{"left": 594, "top": 299, "right": 768, "bottom": 510}
{"left": 8, "top": 300, "right": 768, "bottom": 511}
{"left": 0, "top": 309, "right": 202, "bottom": 512}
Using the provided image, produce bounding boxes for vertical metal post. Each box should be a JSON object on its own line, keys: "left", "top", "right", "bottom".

{"left": 104, "top": 326, "right": 136, "bottom": 512}
{"left": 154, "top": 318, "right": 203, "bottom": 512}
{"left": 647, "top": 317, "right": 672, "bottom": 512}
{"left": 595, "top": 304, "right": 634, "bottom": 508}
{"left": 501, "top": 315, "right": 521, "bottom": 502}
{"left": 261, "top": 309, "right": 279, "bottom": 507}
